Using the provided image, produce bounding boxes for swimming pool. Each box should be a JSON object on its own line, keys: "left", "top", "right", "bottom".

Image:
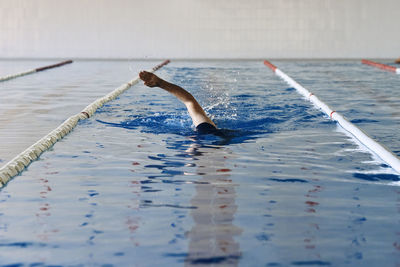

{"left": 0, "top": 60, "right": 399, "bottom": 266}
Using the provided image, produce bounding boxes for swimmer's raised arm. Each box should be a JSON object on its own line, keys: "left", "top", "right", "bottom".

{"left": 139, "top": 71, "right": 215, "bottom": 127}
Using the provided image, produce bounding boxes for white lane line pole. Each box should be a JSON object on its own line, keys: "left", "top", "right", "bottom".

{"left": 0, "top": 60, "right": 170, "bottom": 187}
{"left": 0, "top": 60, "right": 73, "bottom": 82}
{"left": 264, "top": 60, "right": 400, "bottom": 174}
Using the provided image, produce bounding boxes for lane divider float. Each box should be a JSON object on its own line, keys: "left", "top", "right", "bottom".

{"left": 0, "top": 60, "right": 73, "bottom": 82}
{"left": 0, "top": 60, "right": 170, "bottom": 187}
{"left": 263, "top": 60, "right": 400, "bottom": 174}
{"left": 362, "top": 59, "right": 400, "bottom": 74}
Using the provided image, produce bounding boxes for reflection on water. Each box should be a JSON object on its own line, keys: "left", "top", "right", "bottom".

{"left": 303, "top": 181, "right": 323, "bottom": 253}
{"left": 183, "top": 141, "right": 242, "bottom": 266}
{"left": 126, "top": 177, "right": 141, "bottom": 247}
{"left": 395, "top": 189, "right": 400, "bottom": 267}
{"left": 141, "top": 136, "right": 243, "bottom": 265}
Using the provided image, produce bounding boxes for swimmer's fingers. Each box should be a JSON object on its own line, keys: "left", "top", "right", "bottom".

{"left": 140, "top": 71, "right": 160, "bottom": 87}
{"left": 139, "top": 71, "right": 152, "bottom": 87}
{"left": 139, "top": 71, "right": 149, "bottom": 81}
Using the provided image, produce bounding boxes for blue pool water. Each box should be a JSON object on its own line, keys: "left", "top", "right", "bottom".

{"left": 0, "top": 60, "right": 399, "bottom": 266}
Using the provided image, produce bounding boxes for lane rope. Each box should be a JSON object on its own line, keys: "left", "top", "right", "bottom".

{"left": 361, "top": 59, "right": 400, "bottom": 74}
{"left": 0, "top": 60, "right": 170, "bottom": 187}
{"left": 263, "top": 60, "right": 400, "bottom": 174}
{"left": 0, "top": 60, "right": 73, "bottom": 82}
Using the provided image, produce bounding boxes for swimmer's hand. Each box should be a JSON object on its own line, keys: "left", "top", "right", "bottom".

{"left": 139, "top": 71, "right": 162, "bottom": 87}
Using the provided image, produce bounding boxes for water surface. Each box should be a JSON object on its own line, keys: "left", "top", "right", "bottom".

{"left": 0, "top": 60, "right": 399, "bottom": 266}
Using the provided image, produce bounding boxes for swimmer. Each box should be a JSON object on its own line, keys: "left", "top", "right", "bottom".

{"left": 139, "top": 71, "right": 220, "bottom": 135}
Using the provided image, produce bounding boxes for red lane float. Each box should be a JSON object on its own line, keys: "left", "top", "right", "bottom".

{"left": 263, "top": 60, "right": 400, "bottom": 175}
{"left": 362, "top": 59, "right": 400, "bottom": 74}
{"left": 263, "top": 60, "right": 277, "bottom": 71}
{"left": 152, "top": 60, "right": 170, "bottom": 71}
{"left": 35, "top": 60, "right": 73, "bottom": 72}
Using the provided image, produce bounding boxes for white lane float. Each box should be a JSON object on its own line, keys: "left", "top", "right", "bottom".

{"left": 0, "top": 60, "right": 74, "bottom": 82}
{"left": 264, "top": 60, "right": 400, "bottom": 175}
{"left": 0, "top": 60, "right": 170, "bottom": 187}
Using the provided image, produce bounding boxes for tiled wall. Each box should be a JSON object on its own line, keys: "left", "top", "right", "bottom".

{"left": 0, "top": 0, "right": 398, "bottom": 59}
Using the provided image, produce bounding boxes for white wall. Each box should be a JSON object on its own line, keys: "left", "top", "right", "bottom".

{"left": 0, "top": 0, "right": 399, "bottom": 59}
